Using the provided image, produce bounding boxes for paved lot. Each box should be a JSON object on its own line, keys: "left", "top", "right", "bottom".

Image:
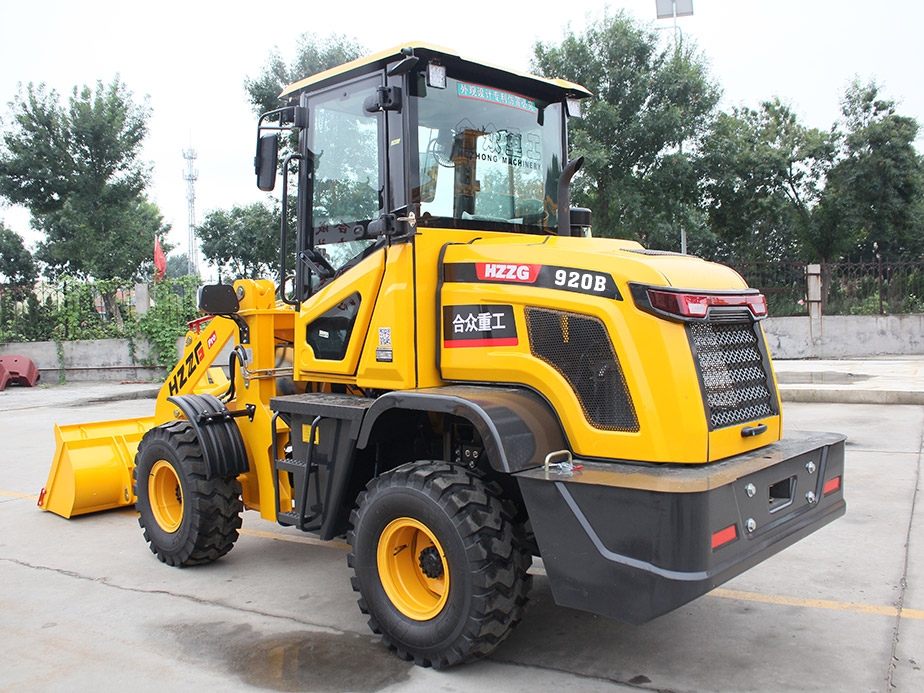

{"left": 0, "top": 373, "right": 921, "bottom": 692}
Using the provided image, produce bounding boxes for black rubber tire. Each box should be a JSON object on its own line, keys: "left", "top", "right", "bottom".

{"left": 347, "top": 461, "right": 532, "bottom": 668}
{"left": 133, "top": 420, "right": 243, "bottom": 567}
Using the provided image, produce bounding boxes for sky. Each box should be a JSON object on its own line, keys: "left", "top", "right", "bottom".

{"left": 1, "top": 0, "right": 922, "bottom": 275}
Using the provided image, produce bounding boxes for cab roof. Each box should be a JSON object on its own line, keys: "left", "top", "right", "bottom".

{"left": 279, "top": 41, "right": 592, "bottom": 102}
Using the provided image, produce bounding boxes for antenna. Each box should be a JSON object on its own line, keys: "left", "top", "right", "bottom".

{"left": 655, "top": 0, "right": 693, "bottom": 44}
{"left": 182, "top": 147, "right": 199, "bottom": 276}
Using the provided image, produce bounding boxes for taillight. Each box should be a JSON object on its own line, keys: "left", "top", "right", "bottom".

{"left": 632, "top": 284, "right": 768, "bottom": 321}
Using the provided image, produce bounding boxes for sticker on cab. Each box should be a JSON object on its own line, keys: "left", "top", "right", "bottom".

{"left": 444, "top": 262, "right": 621, "bottom": 299}
{"left": 456, "top": 83, "right": 537, "bottom": 113}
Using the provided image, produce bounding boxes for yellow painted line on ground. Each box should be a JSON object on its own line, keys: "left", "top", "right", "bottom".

{"left": 240, "top": 527, "right": 351, "bottom": 552}
{"left": 0, "top": 489, "right": 39, "bottom": 501}
{"left": 239, "top": 527, "right": 924, "bottom": 622}
{"left": 711, "top": 588, "right": 924, "bottom": 620}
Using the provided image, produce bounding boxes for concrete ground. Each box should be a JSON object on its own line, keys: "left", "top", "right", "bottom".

{"left": 0, "top": 361, "right": 921, "bottom": 692}
{"left": 774, "top": 356, "right": 924, "bottom": 405}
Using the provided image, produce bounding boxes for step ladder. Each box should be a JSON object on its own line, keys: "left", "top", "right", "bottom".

{"left": 269, "top": 392, "right": 374, "bottom": 539}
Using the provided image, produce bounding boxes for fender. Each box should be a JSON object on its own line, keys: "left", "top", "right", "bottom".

{"left": 357, "top": 385, "right": 567, "bottom": 473}
{"left": 167, "top": 394, "right": 251, "bottom": 479}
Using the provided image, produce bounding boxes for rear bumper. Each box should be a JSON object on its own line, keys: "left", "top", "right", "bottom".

{"left": 515, "top": 431, "right": 846, "bottom": 625}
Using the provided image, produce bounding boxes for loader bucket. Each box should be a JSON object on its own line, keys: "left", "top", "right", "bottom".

{"left": 39, "top": 417, "right": 156, "bottom": 518}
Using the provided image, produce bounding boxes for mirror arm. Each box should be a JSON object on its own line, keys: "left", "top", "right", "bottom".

{"left": 279, "top": 154, "right": 302, "bottom": 306}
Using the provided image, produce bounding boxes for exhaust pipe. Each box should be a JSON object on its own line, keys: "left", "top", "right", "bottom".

{"left": 557, "top": 156, "right": 584, "bottom": 237}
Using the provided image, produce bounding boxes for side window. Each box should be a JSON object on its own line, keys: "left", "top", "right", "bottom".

{"left": 310, "top": 76, "right": 383, "bottom": 236}
{"left": 315, "top": 239, "right": 377, "bottom": 274}
{"left": 306, "top": 293, "right": 361, "bottom": 361}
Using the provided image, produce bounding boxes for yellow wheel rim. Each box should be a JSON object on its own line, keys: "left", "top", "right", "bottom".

{"left": 377, "top": 517, "right": 450, "bottom": 621}
{"left": 149, "top": 460, "right": 183, "bottom": 533}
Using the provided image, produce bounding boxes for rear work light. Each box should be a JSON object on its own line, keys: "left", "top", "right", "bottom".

{"left": 631, "top": 284, "right": 768, "bottom": 321}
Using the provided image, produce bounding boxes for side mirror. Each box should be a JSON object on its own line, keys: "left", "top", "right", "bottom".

{"left": 255, "top": 134, "right": 279, "bottom": 191}
{"left": 198, "top": 284, "right": 239, "bottom": 315}
{"left": 569, "top": 207, "right": 592, "bottom": 237}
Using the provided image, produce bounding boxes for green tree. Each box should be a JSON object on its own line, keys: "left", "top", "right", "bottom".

{"left": 532, "top": 11, "right": 720, "bottom": 246}
{"left": 700, "top": 99, "right": 836, "bottom": 261}
{"left": 244, "top": 33, "right": 366, "bottom": 114}
{"left": 37, "top": 195, "right": 168, "bottom": 279}
{"left": 0, "top": 222, "right": 37, "bottom": 294}
{"left": 1, "top": 79, "right": 149, "bottom": 217}
{"left": 197, "top": 202, "right": 279, "bottom": 280}
{"left": 826, "top": 79, "right": 923, "bottom": 261}
{"left": 165, "top": 252, "right": 190, "bottom": 279}
{"left": 0, "top": 77, "right": 169, "bottom": 321}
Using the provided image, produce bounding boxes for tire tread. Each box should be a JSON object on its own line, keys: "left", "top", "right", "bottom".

{"left": 347, "top": 461, "right": 531, "bottom": 668}
{"left": 133, "top": 421, "right": 243, "bottom": 567}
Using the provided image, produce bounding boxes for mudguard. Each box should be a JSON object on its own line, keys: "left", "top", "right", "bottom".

{"left": 167, "top": 394, "right": 251, "bottom": 479}
{"left": 357, "top": 385, "right": 567, "bottom": 473}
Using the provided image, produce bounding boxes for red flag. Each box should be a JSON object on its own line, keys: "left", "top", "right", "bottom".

{"left": 154, "top": 237, "right": 166, "bottom": 282}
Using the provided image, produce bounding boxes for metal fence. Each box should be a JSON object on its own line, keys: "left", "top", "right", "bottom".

{"left": 824, "top": 261, "right": 924, "bottom": 315}
{"left": 732, "top": 261, "right": 924, "bottom": 317}
{"left": 728, "top": 262, "right": 809, "bottom": 317}
{"left": 0, "top": 277, "right": 198, "bottom": 345}
{"left": 4, "top": 262, "right": 924, "bottom": 342}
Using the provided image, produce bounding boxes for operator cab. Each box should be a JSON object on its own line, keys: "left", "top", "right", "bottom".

{"left": 254, "top": 43, "right": 591, "bottom": 303}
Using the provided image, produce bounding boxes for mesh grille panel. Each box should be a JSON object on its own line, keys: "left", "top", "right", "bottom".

{"left": 525, "top": 307, "right": 639, "bottom": 432}
{"left": 688, "top": 322, "right": 776, "bottom": 429}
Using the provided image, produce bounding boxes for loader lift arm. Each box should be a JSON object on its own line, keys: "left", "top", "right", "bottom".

{"left": 40, "top": 279, "right": 294, "bottom": 518}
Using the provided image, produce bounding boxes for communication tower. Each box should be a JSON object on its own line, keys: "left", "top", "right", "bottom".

{"left": 182, "top": 148, "right": 199, "bottom": 275}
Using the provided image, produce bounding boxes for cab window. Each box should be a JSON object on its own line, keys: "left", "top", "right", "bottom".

{"left": 308, "top": 75, "right": 384, "bottom": 267}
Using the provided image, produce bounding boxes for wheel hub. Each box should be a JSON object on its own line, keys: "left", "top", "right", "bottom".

{"left": 149, "top": 459, "right": 183, "bottom": 533}
{"left": 418, "top": 546, "right": 444, "bottom": 579}
{"left": 377, "top": 517, "right": 449, "bottom": 621}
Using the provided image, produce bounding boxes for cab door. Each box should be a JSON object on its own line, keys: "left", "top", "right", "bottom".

{"left": 294, "top": 73, "right": 388, "bottom": 380}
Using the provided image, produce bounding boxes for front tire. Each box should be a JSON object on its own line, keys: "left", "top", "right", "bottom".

{"left": 133, "top": 420, "right": 242, "bottom": 566}
{"left": 348, "top": 461, "right": 531, "bottom": 668}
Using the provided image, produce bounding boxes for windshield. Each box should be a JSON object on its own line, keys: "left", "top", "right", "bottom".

{"left": 414, "top": 77, "right": 565, "bottom": 234}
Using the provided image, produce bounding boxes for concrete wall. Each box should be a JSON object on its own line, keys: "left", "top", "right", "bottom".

{"left": 0, "top": 339, "right": 166, "bottom": 382}
{"left": 764, "top": 314, "right": 924, "bottom": 359}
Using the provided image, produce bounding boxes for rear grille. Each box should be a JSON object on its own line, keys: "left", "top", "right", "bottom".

{"left": 525, "top": 307, "right": 639, "bottom": 432}
{"left": 688, "top": 322, "right": 777, "bottom": 429}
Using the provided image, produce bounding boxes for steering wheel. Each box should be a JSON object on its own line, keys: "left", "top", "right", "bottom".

{"left": 426, "top": 137, "right": 453, "bottom": 167}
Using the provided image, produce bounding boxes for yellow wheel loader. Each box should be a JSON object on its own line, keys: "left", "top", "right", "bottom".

{"left": 40, "top": 43, "right": 846, "bottom": 668}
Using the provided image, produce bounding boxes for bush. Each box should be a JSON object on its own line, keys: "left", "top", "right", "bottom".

{"left": 1, "top": 275, "right": 200, "bottom": 369}
{"left": 136, "top": 277, "right": 200, "bottom": 367}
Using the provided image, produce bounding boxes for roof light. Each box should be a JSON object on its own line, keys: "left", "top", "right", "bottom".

{"left": 566, "top": 97, "right": 583, "bottom": 118}
{"left": 427, "top": 62, "right": 447, "bottom": 89}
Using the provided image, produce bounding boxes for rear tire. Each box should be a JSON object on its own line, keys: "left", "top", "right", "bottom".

{"left": 133, "top": 420, "right": 242, "bottom": 566}
{"left": 348, "top": 461, "right": 531, "bottom": 668}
